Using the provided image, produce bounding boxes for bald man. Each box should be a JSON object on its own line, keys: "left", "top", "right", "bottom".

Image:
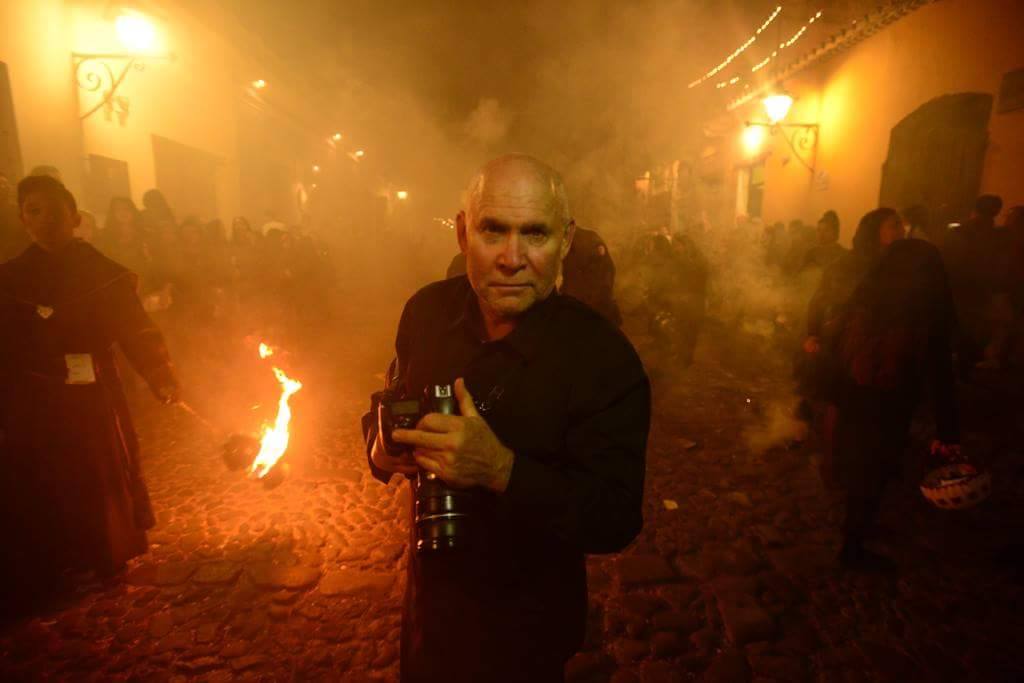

{"left": 362, "top": 155, "right": 650, "bottom": 681}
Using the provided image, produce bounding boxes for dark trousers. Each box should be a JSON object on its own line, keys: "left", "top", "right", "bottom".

{"left": 831, "top": 386, "right": 914, "bottom": 542}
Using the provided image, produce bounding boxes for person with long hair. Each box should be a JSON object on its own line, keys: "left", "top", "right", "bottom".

{"left": 804, "top": 208, "right": 906, "bottom": 355}
{"left": 797, "top": 208, "right": 908, "bottom": 537}
{"left": 829, "top": 237, "right": 958, "bottom": 568}
{"left": 96, "top": 197, "right": 150, "bottom": 281}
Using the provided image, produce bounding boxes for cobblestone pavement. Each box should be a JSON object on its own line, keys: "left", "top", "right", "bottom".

{"left": 3, "top": 299, "right": 1024, "bottom": 682}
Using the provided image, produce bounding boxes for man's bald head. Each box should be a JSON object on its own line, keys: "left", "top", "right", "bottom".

{"left": 464, "top": 155, "right": 570, "bottom": 228}
{"left": 456, "top": 155, "right": 576, "bottom": 338}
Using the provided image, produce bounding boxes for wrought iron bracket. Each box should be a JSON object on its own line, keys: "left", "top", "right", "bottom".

{"left": 72, "top": 52, "right": 172, "bottom": 121}
{"left": 745, "top": 121, "right": 819, "bottom": 172}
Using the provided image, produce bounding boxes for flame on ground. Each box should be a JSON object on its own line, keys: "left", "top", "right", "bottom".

{"left": 249, "top": 365, "right": 303, "bottom": 480}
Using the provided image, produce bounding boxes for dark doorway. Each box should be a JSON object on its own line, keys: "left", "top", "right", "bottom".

{"left": 879, "top": 93, "right": 992, "bottom": 227}
{"left": 747, "top": 160, "right": 765, "bottom": 220}
{"left": 0, "top": 62, "right": 23, "bottom": 182}
{"left": 84, "top": 154, "right": 130, "bottom": 215}
{"left": 152, "top": 135, "right": 220, "bottom": 221}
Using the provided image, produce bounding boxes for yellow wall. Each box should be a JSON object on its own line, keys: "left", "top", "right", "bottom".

{"left": 1, "top": 0, "right": 83, "bottom": 192}
{"left": 1, "top": 0, "right": 322, "bottom": 223}
{"left": 735, "top": 0, "right": 1024, "bottom": 242}
{"left": 69, "top": 3, "right": 245, "bottom": 219}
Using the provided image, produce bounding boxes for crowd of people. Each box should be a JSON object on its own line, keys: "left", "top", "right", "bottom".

{"left": 790, "top": 196, "right": 1023, "bottom": 568}
{"left": 2, "top": 160, "right": 1022, "bottom": 635}
{"left": 1, "top": 174, "right": 336, "bottom": 360}
{"left": 561, "top": 194, "right": 1022, "bottom": 571}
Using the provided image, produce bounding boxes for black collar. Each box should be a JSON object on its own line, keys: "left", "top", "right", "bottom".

{"left": 447, "top": 277, "right": 559, "bottom": 361}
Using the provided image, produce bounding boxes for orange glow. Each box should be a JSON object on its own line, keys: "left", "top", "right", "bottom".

{"left": 396, "top": 190, "right": 409, "bottom": 200}
{"left": 763, "top": 93, "right": 794, "bottom": 124}
{"left": 354, "top": 150, "right": 365, "bottom": 158}
{"left": 742, "top": 125, "right": 766, "bottom": 154}
{"left": 249, "top": 367, "right": 303, "bottom": 480}
{"left": 252, "top": 79, "right": 267, "bottom": 89}
{"left": 115, "top": 12, "right": 157, "bottom": 53}
{"left": 332, "top": 132, "right": 343, "bottom": 141}
{"left": 258, "top": 342, "right": 274, "bottom": 359}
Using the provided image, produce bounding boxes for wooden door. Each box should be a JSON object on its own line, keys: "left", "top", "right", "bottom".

{"left": 879, "top": 93, "right": 992, "bottom": 228}
{"left": 0, "top": 62, "right": 23, "bottom": 182}
{"left": 84, "top": 154, "right": 131, "bottom": 214}
{"left": 151, "top": 135, "right": 221, "bottom": 221}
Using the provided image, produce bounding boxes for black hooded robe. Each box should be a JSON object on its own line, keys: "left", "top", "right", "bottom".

{"left": 0, "top": 241, "right": 176, "bottom": 590}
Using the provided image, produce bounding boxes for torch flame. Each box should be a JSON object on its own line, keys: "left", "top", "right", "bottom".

{"left": 249, "top": 365, "right": 302, "bottom": 479}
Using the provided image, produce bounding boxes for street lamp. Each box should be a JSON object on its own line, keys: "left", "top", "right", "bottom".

{"left": 396, "top": 190, "right": 409, "bottom": 200}
{"left": 745, "top": 89, "right": 818, "bottom": 172}
{"left": 115, "top": 12, "right": 158, "bottom": 52}
{"left": 252, "top": 79, "right": 267, "bottom": 90}
{"left": 73, "top": 9, "right": 173, "bottom": 120}
{"left": 332, "top": 132, "right": 343, "bottom": 141}
{"left": 762, "top": 92, "right": 794, "bottom": 125}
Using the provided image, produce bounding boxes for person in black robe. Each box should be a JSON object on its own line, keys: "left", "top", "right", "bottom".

{"left": 797, "top": 209, "right": 908, "bottom": 467}
{"left": 0, "top": 176, "right": 180, "bottom": 611}
{"left": 560, "top": 226, "right": 622, "bottom": 326}
{"left": 446, "top": 251, "right": 467, "bottom": 279}
{"left": 944, "top": 194, "right": 1007, "bottom": 377}
{"left": 828, "top": 238, "right": 959, "bottom": 569}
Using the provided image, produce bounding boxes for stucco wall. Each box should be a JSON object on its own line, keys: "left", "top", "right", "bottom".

{"left": 0, "top": 1, "right": 323, "bottom": 224}
{"left": 1, "top": 0, "right": 83, "bottom": 193}
{"left": 735, "top": 0, "right": 1024, "bottom": 242}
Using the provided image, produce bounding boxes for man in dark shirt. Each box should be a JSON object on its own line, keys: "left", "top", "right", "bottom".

{"left": 362, "top": 155, "right": 650, "bottom": 682}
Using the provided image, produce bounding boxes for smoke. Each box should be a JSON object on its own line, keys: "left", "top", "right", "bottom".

{"left": 742, "top": 395, "right": 808, "bottom": 455}
{"left": 463, "top": 98, "right": 512, "bottom": 148}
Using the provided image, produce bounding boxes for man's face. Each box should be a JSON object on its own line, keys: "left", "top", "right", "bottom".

{"left": 21, "top": 191, "right": 79, "bottom": 251}
{"left": 457, "top": 171, "right": 574, "bottom": 323}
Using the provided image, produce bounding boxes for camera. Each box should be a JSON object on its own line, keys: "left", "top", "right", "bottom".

{"left": 379, "top": 383, "right": 480, "bottom": 554}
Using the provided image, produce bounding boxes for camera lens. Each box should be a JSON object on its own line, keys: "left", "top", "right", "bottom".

{"left": 414, "top": 472, "right": 476, "bottom": 553}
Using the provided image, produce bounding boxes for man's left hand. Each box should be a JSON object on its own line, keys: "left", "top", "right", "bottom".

{"left": 391, "top": 378, "right": 514, "bottom": 493}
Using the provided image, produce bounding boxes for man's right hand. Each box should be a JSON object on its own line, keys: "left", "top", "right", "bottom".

{"left": 370, "top": 431, "right": 419, "bottom": 475}
{"left": 803, "top": 336, "right": 821, "bottom": 354}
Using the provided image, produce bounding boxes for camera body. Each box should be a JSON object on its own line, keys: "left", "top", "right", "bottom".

{"left": 379, "top": 383, "right": 479, "bottom": 554}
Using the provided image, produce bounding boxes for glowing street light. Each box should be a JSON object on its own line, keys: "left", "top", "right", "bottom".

{"left": 332, "top": 132, "right": 343, "bottom": 141}
{"left": 741, "top": 124, "right": 766, "bottom": 154}
{"left": 312, "top": 164, "right": 320, "bottom": 173}
{"left": 396, "top": 190, "right": 409, "bottom": 200}
{"left": 115, "top": 11, "right": 157, "bottom": 53}
{"left": 762, "top": 92, "right": 794, "bottom": 125}
{"left": 252, "top": 79, "right": 267, "bottom": 90}
{"left": 354, "top": 150, "right": 365, "bottom": 158}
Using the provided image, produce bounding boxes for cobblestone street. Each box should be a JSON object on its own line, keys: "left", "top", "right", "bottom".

{"left": 3, "top": 290, "right": 1024, "bottom": 682}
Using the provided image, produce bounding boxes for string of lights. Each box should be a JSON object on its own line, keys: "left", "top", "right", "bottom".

{"left": 688, "top": 5, "right": 782, "bottom": 89}
{"left": 751, "top": 10, "right": 823, "bottom": 73}
{"left": 712, "top": 9, "right": 824, "bottom": 91}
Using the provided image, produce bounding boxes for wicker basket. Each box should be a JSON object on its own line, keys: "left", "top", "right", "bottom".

{"left": 920, "top": 464, "right": 992, "bottom": 510}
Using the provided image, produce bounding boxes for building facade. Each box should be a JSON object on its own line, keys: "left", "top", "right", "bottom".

{"left": 686, "top": 0, "right": 1024, "bottom": 241}
{"left": 0, "top": 0, "right": 345, "bottom": 226}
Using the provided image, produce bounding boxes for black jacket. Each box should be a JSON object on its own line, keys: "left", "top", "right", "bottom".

{"left": 363, "top": 275, "right": 650, "bottom": 681}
